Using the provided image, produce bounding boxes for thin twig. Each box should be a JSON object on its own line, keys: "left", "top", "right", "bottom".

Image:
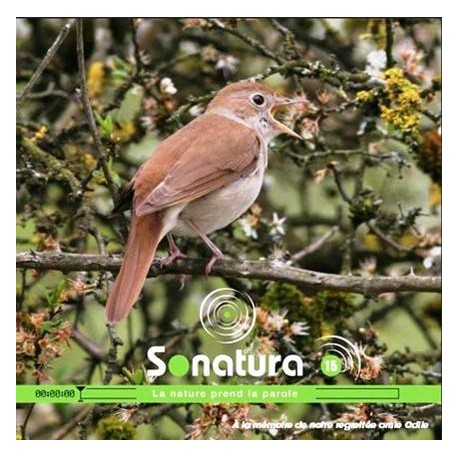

{"left": 270, "top": 19, "right": 292, "bottom": 37}
{"left": 16, "top": 251, "right": 442, "bottom": 295}
{"left": 87, "top": 217, "right": 110, "bottom": 293}
{"left": 50, "top": 405, "right": 92, "bottom": 440}
{"left": 133, "top": 404, "right": 185, "bottom": 426}
{"left": 385, "top": 19, "right": 394, "bottom": 69}
{"left": 287, "top": 213, "right": 340, "bottom": 227}
{"left": 402, "top": 302, "right": 438, "bottom": 350}
{"left": 208, "top": 19, "right": 282, "bottom": 63}
{"left": 75, "top": 19, "right": 117, "bottom": 200}
{"left": 103, "top": 324, "right": 123, "bottom": 384}
{"left": 21, "top": 82, "right": 70, "bottom": 100}
{"left": 327, "top": 163, "right": 354, "bottom": 272}
{"left": 154, "top": 51, "right": 201, "bottom": 74}
{"left": 130, "top": 19, "right": 144, "bottom": 78}
{"left": 20, "top": 403, "right": 36, "bottom": 439}
{"left": 72, "top": 327, "right": 107, "bottom": 361}
{"left": 328, "top": 163, "right": 352, "bottom": 204}
{"left": 367, "top": 222, "right": 414, "bottom": 253}
{"left": 17, "top": 19, "right": 77, "bottom": 107}
{"left": 421, "top": 109, "right": 441, "bottom": 123}
{"left": 17, "top": 269, "right": 27, "bottom": 312}
{"left": 164, "top": 320, "right": 201, "bottom": 352}
{"left": 291, "top": 226, "right": 339, "bottom": 262}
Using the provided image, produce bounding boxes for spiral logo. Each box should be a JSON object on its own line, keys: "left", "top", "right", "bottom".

{"left": 317, "top": 335, "right": 362, "bottom": 378}
{"left": 200, "top": 288, "right": 256, "bottom": 344}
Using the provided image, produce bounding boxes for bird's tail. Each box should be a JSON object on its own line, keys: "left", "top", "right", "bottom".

{"left": 105, "top": 213, "right": 163, "bottom": 323}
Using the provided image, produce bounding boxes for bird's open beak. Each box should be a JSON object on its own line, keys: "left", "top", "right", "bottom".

{"left": 269, "top": 95, "right": 310, "bottom": 141}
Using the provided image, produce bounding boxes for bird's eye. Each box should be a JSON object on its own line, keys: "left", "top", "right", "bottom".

{"left": 251, "top": 93, "right": 265, "bottom": 106}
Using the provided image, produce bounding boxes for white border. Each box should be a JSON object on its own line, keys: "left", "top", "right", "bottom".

{"left": 7, "top": 2, "right": 453, "bottom": 454}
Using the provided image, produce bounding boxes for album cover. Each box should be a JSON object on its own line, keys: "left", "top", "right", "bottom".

{"left": 16, "top": 17, "right": 441, "bottom": 440}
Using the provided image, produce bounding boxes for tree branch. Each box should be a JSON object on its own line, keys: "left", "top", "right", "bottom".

{"left": 17, "top": 19, "right": 77, "bottom": 107}
{"left": 75, "top": 19, "right": 117, "bottom": 200}
{"left": 19, "top": 137, "right": 82, "bottom": 197}
{"left": 16, "top": 251, "right": 441, "bottom": 295}
{"left": 208, "top": 19, "right": 282, "bottom": 63}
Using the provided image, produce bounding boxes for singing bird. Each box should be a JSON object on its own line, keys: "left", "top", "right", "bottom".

{"left": 106, "top": 81, "right": 307, "bottom": 323}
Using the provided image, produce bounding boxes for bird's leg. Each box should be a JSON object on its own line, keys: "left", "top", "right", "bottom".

{"left": 186, "top": 219, "right": 225, "bottom": 277}
{"left": 161, "top": 233, "right": 187, "bottom": 266}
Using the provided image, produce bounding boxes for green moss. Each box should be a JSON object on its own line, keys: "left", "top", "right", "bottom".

{"left": 261, "top": 284, "right": 357, "bottom": 341}
{"left": 315, "top": 291, "right": 356, "bottom": 321}
{"left": 96, "top": 416, "right": 136, "bottom": 440}
{"left": 261, "top": 283, "right": 316, "bottom": 342}
{"left": 349, "top": 189, "right": 383, "bottom": 226}
{"left": 19, "top": 137, "right": 82, "bottom": 198}
{"left": 262, "top": 283, "right": 307, "bottom": 314}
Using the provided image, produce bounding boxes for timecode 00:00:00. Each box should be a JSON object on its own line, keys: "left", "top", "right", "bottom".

{"left": 35, "top": 389, "right": 76, "bottom": 398}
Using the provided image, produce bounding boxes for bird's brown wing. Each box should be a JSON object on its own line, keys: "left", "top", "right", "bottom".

{"left": 135, "top": 114, "right": 261, "bottom": 216}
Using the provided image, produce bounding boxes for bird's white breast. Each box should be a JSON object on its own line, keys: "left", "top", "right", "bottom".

{"left": 172, "top": 150, "right": 267, "bottom": 236}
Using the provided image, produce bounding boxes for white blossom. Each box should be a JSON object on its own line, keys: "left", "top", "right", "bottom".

{"left": 269, "top": 212, "right": 286, "bottom": 236}
{"left": 423, "top": 246, "right": 441, "bottom": 270}
{"left": 159, "top": 77, "right": 177, "bottom": 95}
{"left": 215, "top": 55, "right": 239, "bottom": 77}
{"left": 365, "top": 49, "right": 387, "bottom": 81}
{"left": 359, "top": 256, "right": 377, "bottom": 275}
{"left": 268, "top": 309, "right": 288, "bottom": 331}
{"left": 290, "top": 321, "right": 309, "bottom": 336}
{"left": 239, "top": 216, "right": 258, "bottom": 239}
{"left": 189, "top": 104, "right": 204, "bottom": 117}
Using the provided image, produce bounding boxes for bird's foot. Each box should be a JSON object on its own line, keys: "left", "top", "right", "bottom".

{"left": 204, "top": 251, "right": 225, "bottom": 278}
{"left": 161, "top": 249, "right": 188, "bottom": 267}
{"left": 161, "top": 233, "right": 188, "bottom": 267}
{"left": 183, "top": 219, "right": 226, "bottom": 279}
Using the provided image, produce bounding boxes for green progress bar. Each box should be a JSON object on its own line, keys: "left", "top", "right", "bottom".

{"left": 16, "top": 385, "right": 441, "bottom": 404}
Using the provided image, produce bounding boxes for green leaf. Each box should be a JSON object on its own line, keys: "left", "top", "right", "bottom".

{"left": 111, "top": 69, "right": 129, "bottom": 81}
{"left": 46, "top": 279, "right": 66, "bottom": 309}
{"left": 40, "top": 319, "right": 63, "bottom": 333}
{"left": 107, "top": 158, "right": 122, "bottom": 187}
{"left": 132, "top": 368, "right": 145, "bottom": 385}
{"left": 94, "top": 112, "right": 113, "bottom": 139}
{"left": 111, "top": 57, "right": 131, "bottom": 81}
{"left": 122, "top": 367, "right": 145, "bottom": 385}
